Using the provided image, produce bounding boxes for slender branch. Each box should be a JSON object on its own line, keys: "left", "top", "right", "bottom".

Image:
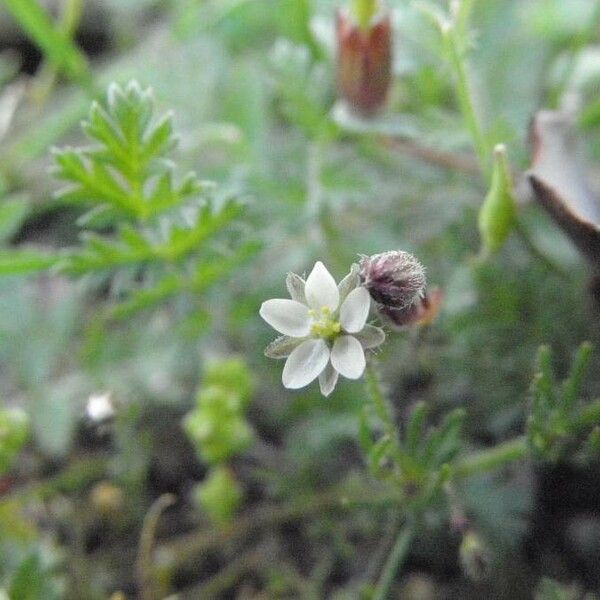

{"left": 453, "top": 436, "right": 527, "bottom": 478}
{"left": 155, "top": 486, "right": 404, "bottom": 573}
{"left": 365, "top": 361, "right": 397, "bottom": 444}
{"left": 385, "top": 137, "right": 480, "bottom": 175}
{"left": 136, "top": 493, "right": 176, "bottom": 600}
{"left": 443, "top": 22, "right": 490, "bottom": 178}
{"left": 372, "top": 518, "right": 415, "bottom": 600}
{"left": 177, "top": 544, "right": 269, "bottom": 599}
{"left": 572, "top": 399, "right": 600, "bottom": 432}
{"left": 8, "top": 456, "right": 107, "bottom": 502}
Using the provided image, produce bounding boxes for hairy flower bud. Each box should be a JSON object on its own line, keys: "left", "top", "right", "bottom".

{"left": 359, "top": 251, "right": 426, "bottom": 309}
{"left": 336, "top": 6, "right": 392, "bottom": 116}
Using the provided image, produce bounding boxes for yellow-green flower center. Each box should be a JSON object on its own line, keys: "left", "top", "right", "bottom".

{"left": 309, "top": 306, "right": 341, "bottom": 340}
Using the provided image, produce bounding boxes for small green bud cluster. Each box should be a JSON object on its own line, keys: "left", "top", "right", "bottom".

{"left": 193, "top": 466, "right": 243, "bottom": 527}
{"left": 183, "top": 358, "right": 254, "bottom": 526}
{"left": 0, "top": 407, "right": 29, "bottom": 475}
{"left": 183, "top": 358, "right": 254, "bottom": 464}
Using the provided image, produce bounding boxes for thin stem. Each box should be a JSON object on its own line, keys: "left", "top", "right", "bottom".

{"left": 572, "top": 399, "right": 600, "bottom": 432}
{"left": 365, "top": 361, "right": 397, "bottom": 443}
{"left": 364, "top": 361, "right": 417, "bottom": 482}
{"left": 372, "top": 518, "right": 416, "bottom": 600}
{"left": 156, "top": 486, "right": 405, "bottom": 573}
{"left": 453, "top": 436, "right": 527, "bottom": 478}
{"left": 386, "top": 137, "right": 479, "bottom": 175}
{"left": 181, "top": 544, "right": 268, "bottom": 599}
{"left": 137, "top": 493, "right": 176, "bottom": 600}
{"left": 443, "top": 22, "right": 489, "bottom": 178}
{"left": 32, "top": 0, "right": 84, "bottom": 104}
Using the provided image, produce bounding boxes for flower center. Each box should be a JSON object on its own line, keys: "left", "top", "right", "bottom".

{"left": 309, "top": 306, "right": 341, "bottom": 340}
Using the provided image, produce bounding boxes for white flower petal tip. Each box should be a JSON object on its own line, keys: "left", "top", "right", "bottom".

{"left": 305, "top": 261, "right": 340, "bottom": 312}
{"left": 282, "top": 339, "right": 330, "bottom": 389}
{"left": 340, "top": 287, "right": 371, "bottom": 333}
{"left": 286, "top": 272, "right": 307, "bottom": 303}
{"left": 319, "top": 363, "right": 339, "bottom": 397}
{"left": 260, "top": 299, "right": 311, "bottom": 337}
{"left": 354, "top": 324, "right": 386, "bottom": 349}
{"left": 337, "top": 263, "right": 360, "bottom": 302}
{"left": 331, "top": 335, "right": 366, "bottom": 379}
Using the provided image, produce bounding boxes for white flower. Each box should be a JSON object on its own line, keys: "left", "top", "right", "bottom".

{"left": 260, "top": 261, "right": 385, "bottom": 397}
{"left": 85, "top": 392, "right": 115, "bottom": 423}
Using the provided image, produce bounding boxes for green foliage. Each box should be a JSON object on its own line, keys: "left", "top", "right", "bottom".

{"left": 270, "top": 40, "right": 337, "bottom": 140}
{"left": 49, "top": 80, "right": 259, "bottom": 316}
{"left": 8, "top": 555, "right": 44, "bottom": 600}
{"left": 183, "top": 358, "right": 254, "bottom": 465}
{"left": 534, "top": 577, "right": 597, "bottom": 600}
{"left": 193, "top": 465, "right": 244, "bottom": 527}
{"left": 203, "top": 357, "right": 255, "bottom": 409}
{"left": 2, "top": 0, "right": 90, "bottom": 88}
{"left": 5, "top": 552, "right": 62, "bottom": 600}
{"left": 0, "top": 407, "right": 29, "bottom": 475}
{"left": 527, "top": 342, "right": 600, "bottom": 463}
{"left": 0, "top": 0, "right": 600, "bottom": 596}
{"left": 0, "top": 198, "right": 29, "bottom": 245}
{"left": 360, "top": 394, "right": 465, "bottom": 508}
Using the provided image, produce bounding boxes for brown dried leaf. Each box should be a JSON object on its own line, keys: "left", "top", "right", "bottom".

{"left": 528, "top": 175, "right": 600, "bottom": 273}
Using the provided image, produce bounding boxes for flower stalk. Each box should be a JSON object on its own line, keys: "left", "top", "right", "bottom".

{"left": 372, "top": 518, "right": 416, "bottom": 600}
{"left": 441, "top": 20, "right": 490, "bottom": 177}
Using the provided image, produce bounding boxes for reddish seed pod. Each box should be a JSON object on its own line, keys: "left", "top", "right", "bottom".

{"left": 336, "top": 7, "right": 392, "bottom": 116}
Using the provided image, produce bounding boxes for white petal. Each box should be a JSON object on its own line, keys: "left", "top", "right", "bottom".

{"left": 282, "top": 339, "right": 330, "bottom": 389}
{"left": 305, "top": 261, "right": 339, "bottom": 312}
{"left": 260, "top": 299, "right": 311, "bottom": 337}
{"left": 331, "top": 335, "right": 366, "bottom": 380}
{"left": 318, "top": 362, "right": 339, "bottom": 397}
{"left": 286, "top": 272, "right": 307, "bottom": 303}
{"left": 340, "top": 287, "right": 371, "bottom": 333}
{"left": 337, "top": 263, "right": 360, "bottom": 304}
{"left": 354, "top": 324, "right": 386, "bottom": 349}
{"left": 264, "top": 335, "right": 304, "bottom": 359}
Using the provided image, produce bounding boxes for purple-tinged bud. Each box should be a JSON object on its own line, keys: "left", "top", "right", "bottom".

{"left": 359, "top": 251, "right": 426, "bottom": 309}
{"left": 376, "top": 290, "right": 442, "bottom": 330}
{"left": 459, "top": 530, "right": 491, "bottom": 582}
{"left": 336, "top": 6, "right": 392, "bottom": 116}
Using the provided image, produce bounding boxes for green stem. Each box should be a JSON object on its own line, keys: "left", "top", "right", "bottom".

{"left": 443, "top": 22, "right": 489, "bottom": 178}
{"left": 32, "top": 0, "right": 84, "bottom": 104}
{"left": 572, "top": 399, "right": 600, "bottom": 432}
{"left": 451, "top": 399, "right": 600, "bottom": 479}
{"left": 365, "top": 361, "right": 397, "bottom": 442}
{"left": 453, "top": 436, "right": 527, "bottom": 478}
{"left": 373, "top": 519, "right": 415, "bottom": 600}
{"left": 364, "top": 361, "right": 419, "bottom": 480}
{"left": 137, "top": 493, "right": 177, "bottom": 600}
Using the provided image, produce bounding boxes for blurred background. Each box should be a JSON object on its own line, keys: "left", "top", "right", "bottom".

{"left": 0, "top": 0, "right": 599, "bottom": 598}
